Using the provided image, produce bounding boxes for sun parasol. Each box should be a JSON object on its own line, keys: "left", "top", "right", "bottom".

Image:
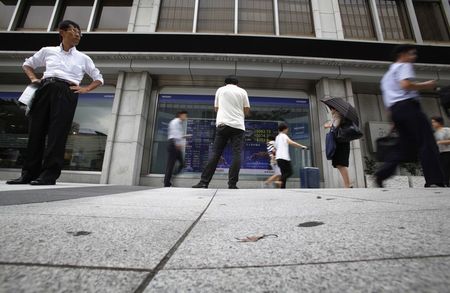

{"left": 321, "top": 97, "right": 360, "bottom": 126}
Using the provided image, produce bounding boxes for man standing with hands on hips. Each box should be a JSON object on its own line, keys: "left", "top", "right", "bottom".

{"left": 7, "top": 20, "right": 103, "bottom": 185}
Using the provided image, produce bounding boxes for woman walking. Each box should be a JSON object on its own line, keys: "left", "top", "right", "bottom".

{"left": 324, "top": 107, "right": 352, "bottom": 188}
{"left": 431, "top": 116, "right": 450, "bottom": 187}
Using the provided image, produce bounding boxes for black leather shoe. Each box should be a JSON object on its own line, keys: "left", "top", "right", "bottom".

{"left": 192, "top": 182, "right": 208, "bottom": 188}
{"left": 6, "top": 176, "right": 33, "bottom": 184}
{"left": 29, "top": 179, "right": 56, "bottom": 186}
{"left": 228, "top": 186, "right": 239, "bottom": 189}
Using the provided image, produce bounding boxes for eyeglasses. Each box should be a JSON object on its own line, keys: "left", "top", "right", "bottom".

{"left": 65, "top": 27, "right": 82, "bottom": 37}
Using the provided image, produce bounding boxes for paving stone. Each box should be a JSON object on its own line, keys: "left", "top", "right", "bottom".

{"left": 166, "top": 210, "right": 450, "bottom": 269}
{"left": 0, "top": 265, "right": 147, "bottom": 293}
{"left": 0, "top": 214, "right": 191, "bottom": 270}
{"left": 146, "top": 257, "right": 450, "bottom": 292}
{"left": 0, "top": 188, "right": 215, "bottom": 221}
{"left": 201, "top": 189, "right": 424, "bottom": 220}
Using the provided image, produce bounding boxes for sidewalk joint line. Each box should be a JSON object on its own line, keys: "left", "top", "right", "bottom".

{"left": 133, "top": 189, "right": 219, "bottom": 293}
{"left": 165, "top": 254, "right": 450, "bottom": 271}
{"left": 0, "top": 261, "right": 153, "bottom": 273}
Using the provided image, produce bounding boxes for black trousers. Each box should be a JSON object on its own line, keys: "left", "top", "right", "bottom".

{"left": 440, "top": 152, "right": 450, "bottom": 187}
{"left": 164, "top": 139, "right": 185, "bottom": 187}
{"left": 22, "top": 81, "right": 78, "bottom": 181}
{"left": 200, "top": 125, "right": 244, "bottom": 187}
{"left": 375, "top": 99, "right": 444, "bottom": 186}
{"left": 276, "top": 159, "right": 293, "bottom": 189}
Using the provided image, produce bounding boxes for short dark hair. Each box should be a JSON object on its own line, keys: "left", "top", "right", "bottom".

{"left": 392, "top": 44, "right": 416, "bottom": 61}
{"left": 224, "top": 76, "right": 239, "bottom": 85}
{"left": 431, "top": 116, "right": 444, "bottom": 125}
{"left": 58, "top": 20, "right": 81, "bottom": 31}
{"left": 278, "top": 123, "right": 288, "bottom": 132}
{"left": 176, "top": 110, "right": 188, "bottom": 117}
{"left": 268, "top": 135, "right": 276, "bottom": 141}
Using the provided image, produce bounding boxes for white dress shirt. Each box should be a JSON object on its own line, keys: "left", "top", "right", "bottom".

{"left": 214, "top": 84, "right": 250, "bottom": 131}
{"left": 23, "top": 44, "right": 104, "bottom": 86}
{"left": 168, "top": 118, "right": 185, "bottom": 146}
{"left": 381, "top": 62, "right": 418, "bottom": 108}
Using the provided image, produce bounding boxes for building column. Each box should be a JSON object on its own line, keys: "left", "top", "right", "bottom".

{"left": 311, "top": 0, "right": 345, "bottom": 39}
{"left": 405, "top": 0, "right": 423, "bottom": 43}
{"left": 315, "top": 78, "right": 365, "bottom": 188}
{"left": 100, "top": 72, "right": 151, "bottom": 185}
{"left": 128, "top": 0, "right": 161, "bottom": 32}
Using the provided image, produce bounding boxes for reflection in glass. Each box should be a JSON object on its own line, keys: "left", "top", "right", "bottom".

{"left": 94, "top": 0, "right": 132, "bottom": 31}
{"left": 17, "top": 0, "right": 56, "bottom": 31}
{"left": 376, "top": 0, "right": 412, "bottom": 41}
{"left": 413, "top": 1, "right": 450, "bottom": 42}
{"left": 150, "top": 94, "right": 312, "bottom": 178}
{"left": 197, "top": 0, "right": 234, "bottom": 33}
{"left": 0, "top": 0, "right": 18, "bottom": 30}
{"left": 56, "top": 0, "right": 94, "bottom": 30}
{"left": 239, "top": 0, "right": 275, "bottom": 35}
{"left": 278, "top": 0, "right": 314, "bottom": 36}
{"left": 338, "top": 0, "right": 376, "bottom": 40}
{"left": 0, "top": 92, "right": 113, "bottom": 171}
{"left": 157, "top": 0, "right": 196, "bottom": 32}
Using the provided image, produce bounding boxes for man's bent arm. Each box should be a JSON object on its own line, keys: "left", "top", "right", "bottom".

{"left": 71, "top": 80, "right": 102, "bottom": 94}
{"left": 400, "top": 79, "right": 436, "bottom": 91}
{"left": 23, "top": 65, "right": 40, "bottom": 84}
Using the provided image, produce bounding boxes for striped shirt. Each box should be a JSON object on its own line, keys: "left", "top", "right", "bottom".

{"left": 267, "top": 140, "right": 276, "bottom": 165}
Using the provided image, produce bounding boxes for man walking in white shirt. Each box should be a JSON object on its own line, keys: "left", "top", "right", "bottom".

{"left": 375, "top": 44, "right": 444, "bottom": 188}
{"left": 164, "top": 111, "right": 188, "bottom": 187}
{"left": 7, "top": 20, "right": 103, "bottom": 185}
{"left": 193, "top": 77, "right": 250, "bottom": 189}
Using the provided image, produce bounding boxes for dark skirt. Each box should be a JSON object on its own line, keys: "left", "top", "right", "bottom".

{"left": 332, "top": 141, "right": 350, "bottom": 168}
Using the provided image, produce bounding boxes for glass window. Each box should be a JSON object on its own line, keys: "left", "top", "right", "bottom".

{"left": 338, "top": 0, "right": 376, "bottom": 40}
{"left": 239, "top": 0, "right": 275, "bottom": 35}
{"left": 93, "top": 0, "right": 132, "bottom": 31}
{"left": 0, "top": 0, "right": 18, "bottom": 30}
{"left": 150, "top": 94, "right": 312, "bottom": 178}
{"left": 0, "top": 91, "right": 114, "bottom": 171}
{"left": 56, "top": 0, "right": 94, "bottom": 30}
{"left": 376, "top": 0, "right": 413, "bottom": 41}
{"left": 157, "top": 0, "right": 196, "bottom": 32}
{"left": 197, "top": 0, "right": 235, "bottom": 33}
{"left": 17, "top": 0, "right": 56, "bottom": 31}
{"left": 413, "top": 0, "right": 450, "bottom": 42}
{"left": 278, "top": 0, "right": 314, "bottom": 36}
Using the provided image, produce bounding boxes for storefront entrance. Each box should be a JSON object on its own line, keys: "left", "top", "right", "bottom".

{"left": 149, "top": 89, "right": 313, "bottom": 180}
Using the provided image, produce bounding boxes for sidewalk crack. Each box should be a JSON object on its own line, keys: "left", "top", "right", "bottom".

{"left": 133, "top": 189, "right": 219, "bottom": 293}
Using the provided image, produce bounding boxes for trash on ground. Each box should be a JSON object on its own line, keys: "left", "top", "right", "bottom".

{"left": 236, "top": 234, "right": 278, "bottom": 242}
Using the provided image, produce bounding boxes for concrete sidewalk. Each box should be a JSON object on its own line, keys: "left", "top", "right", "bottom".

{"left": 0, "top": 183, "right": 449, "bottom": 292}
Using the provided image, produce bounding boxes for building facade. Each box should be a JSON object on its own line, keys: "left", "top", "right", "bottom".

{"left": 0, "top": 0, "right": 449, "bottom": 188}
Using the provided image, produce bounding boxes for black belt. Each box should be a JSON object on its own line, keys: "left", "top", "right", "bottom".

{"left": 391, "top": 98, "right": 419, "bottom": 108}
{"left": 42, "top": 77, "right": 76, "bottom": 86}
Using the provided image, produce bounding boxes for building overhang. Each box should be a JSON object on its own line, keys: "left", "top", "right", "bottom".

{"left": 1, "top": 32, "right": 449, "bottom": 84}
